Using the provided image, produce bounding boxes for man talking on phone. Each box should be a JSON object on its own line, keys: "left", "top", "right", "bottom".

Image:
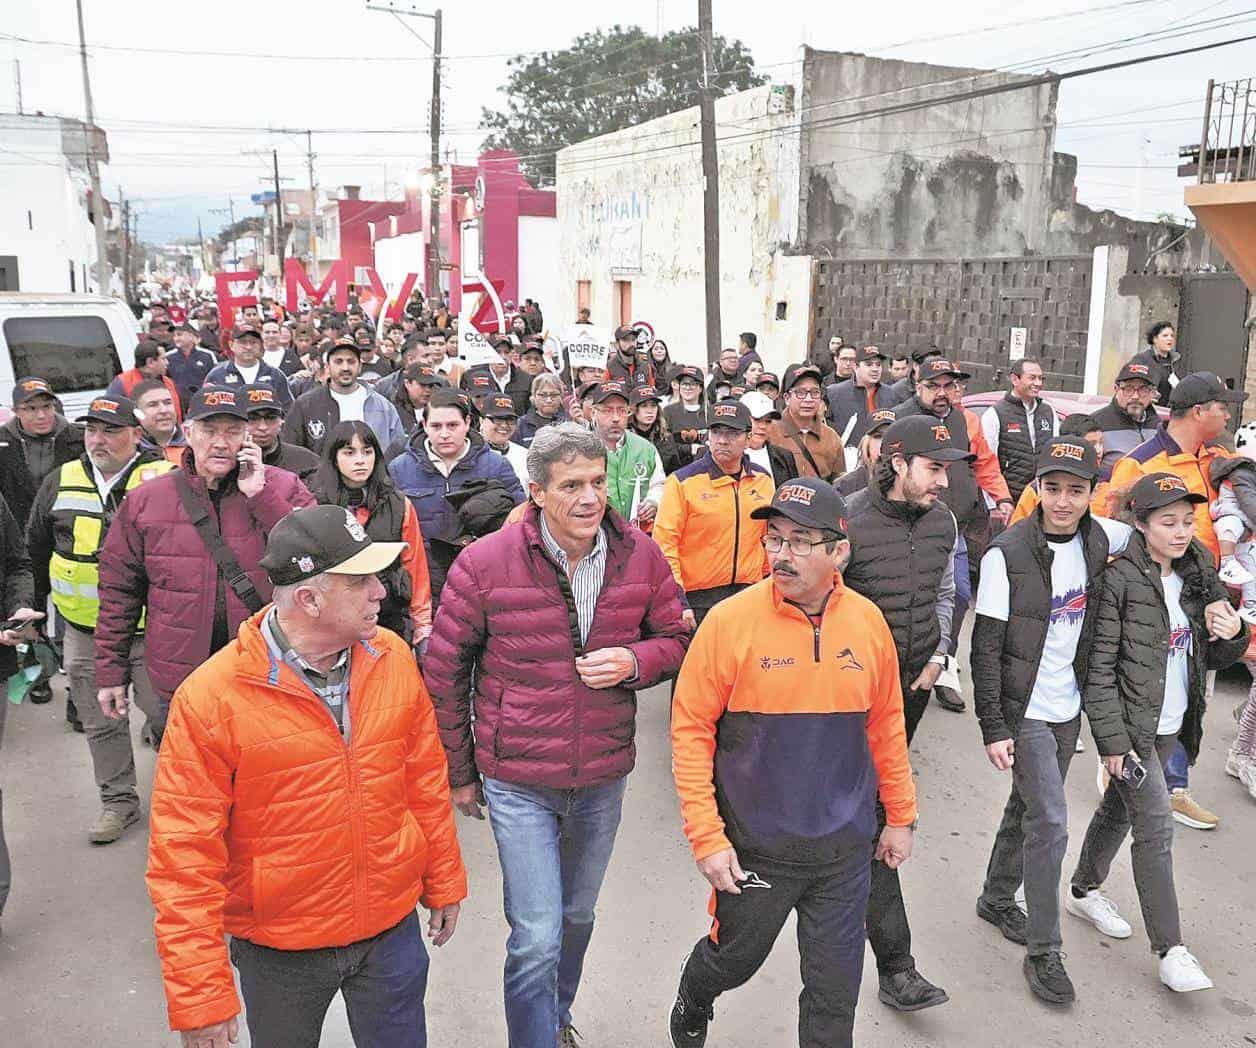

{"left": 94, "top": 386, "right": 315, "bottom": 716}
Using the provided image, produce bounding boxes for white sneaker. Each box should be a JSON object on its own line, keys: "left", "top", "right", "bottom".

{"left": 1159, "top": 945, "right": 1214, "bottom": 992}
{"left": 1219, "top": 559, "right": 1255, "bottom": 587}
{"left": 1226, "top": 746, "right": 1242, "bottom": 778}
{"left": 1014, "top": 883, "right": 1027, "bottom": 915}
{"left": 1240, "top": 606, "right": 1256, "bottom": 627}
{"left": 1075, "top": 734, "right": 1085, "bottom": 753}
{"left": 1065, "top": 889, "right": 1132, "bottom": 939}
{"left": 1239, "top": 759, "right": 1256, "bottom": 801}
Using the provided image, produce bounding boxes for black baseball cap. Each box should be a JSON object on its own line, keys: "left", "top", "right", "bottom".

{"left": 428, "top": 387, "right": 472, "bottom": 414}
{"left": 856, "top": 345, "right": 886, "bottom": 362}
{"left": 868, "top": 409, "right": 896, "bottom": 434}
{"left": 674, "top": 365, "right": 704, "bottom": 385}
{"left": 591, "top": 380, "right": 631, "bottom": 406}
{"left": 327, "top": 337, "right": 364, "bottom": 358}
{"left": 76, "top": 395, "right": 138, "bottom": 427}
{"left": 1167, "top": 371, "right": 1248, "bottom": 409}
{"left": 404, "top": 363, "right": 447, "bottom": 386}
{"left": 1036, "top": 436, "right": 1099, "bottom": 481}
{"left": 757, "top": 371, "right": 780, "bottom": 390}
{"left": 1115, "top": 360, "right": 1155, "bottom": 385}
{"left": 709, "top": 399, "right": 752, "bottom": 433}
{"left": 484, "top": 394, "right": 518, "bottom": 419}
{"left": 260, "top": 505, "right": 404, "bottom": 586}
{"left": 781, "top": 363, "right": 823, "bottom": 393}
{"left": 519, "top": 342, "right": 544, "bottom": 358}
{"left": 750, "top": 477, "right": 849, "bottom": 537}
{"left": 234, "top": 326, "right": 262, "bottom": 342}
{"left": 576, "top": 379, "right": 602, "bottom": 401}
{"left": 630, "top": 385, "right": 663, "bottom": 407}
{"left": 911, "top": 346, "right": 943, "bottom": 365}
{"left": 918, "top": 358, "right": 971, "bottom": 382}
{"left": 613, "top": 325, "right": 636, "bottom": 341}
{"left": 186, "top": 385, "right": 248, "bottom": 421}
{"left": 881, "top": 415, "right": 975, "bottom": 463}
{"left": 242, "top": 384, "right": 285, "bottom": 416}
{"left": 12, "top": 377, "right": 55, "bottom": 406}
{"left": 1127, "top": 472, "right": 1208, "bottom": 513}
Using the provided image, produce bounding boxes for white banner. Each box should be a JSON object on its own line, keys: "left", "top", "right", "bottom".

{"left": 459, "top": 315, "right": 501, "bottom": 368}
{"left": 564, "top": 325, "right": 610, "bottom": 371}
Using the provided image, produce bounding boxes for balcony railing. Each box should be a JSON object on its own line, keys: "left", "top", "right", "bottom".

{"left": 1179, "top": 77, "right": 1256, "bottom": 184}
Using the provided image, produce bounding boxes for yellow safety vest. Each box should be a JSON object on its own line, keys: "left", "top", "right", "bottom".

{"left": 48, "top": 458, "right": 175, "bottom": 628}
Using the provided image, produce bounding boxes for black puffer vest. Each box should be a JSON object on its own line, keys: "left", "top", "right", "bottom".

{"left": 991, "top": 393, "right": 1056, "bottom": 503}
{"left": 1082, "top": 534, "right": 1248, "bottom": 763}
{"left": 971, "top": 511, "right": 1111, "bottom": 744}
{"left": 892, "top": 398, "right": 982, "bottom": 527}
{"left": 844, "top": 478, "right": 957, "bottom": 683}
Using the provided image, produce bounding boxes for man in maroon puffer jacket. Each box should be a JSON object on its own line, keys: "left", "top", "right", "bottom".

{"left": 95, "top": 386, "right": 315, "bottom": 712}
{"left": 425, "top": 422, "right": 690, "bottom": 1048}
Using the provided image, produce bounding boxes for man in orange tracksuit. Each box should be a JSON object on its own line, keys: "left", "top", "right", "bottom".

{"left": 653, "top": 399, "right": 774, "bottom": 628}
{"left": 146, "top": 506, "right": 466, "bottom": 1048}
{"left": 669, "top": 478, "right": 916, "bottom": 1048}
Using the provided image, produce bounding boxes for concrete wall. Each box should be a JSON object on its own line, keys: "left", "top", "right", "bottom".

{"left": 798, "top": 50, "right": 1057, "bottom": 259}
{"left": 517, "top": 215, "right": 561, "bottom": 323}
{"left": 0, "top": 116, "right": 99, "bottom": 293}
{"left": 556, "top": 84, "right": 810, "bottom": 374}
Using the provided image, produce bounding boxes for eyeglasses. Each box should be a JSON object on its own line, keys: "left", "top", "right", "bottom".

{"left": 920, "top": 380, "right": 956, "bottom": 393}
{"left": 535, "top": 391, "right": 563, "bottom": 400}
{"left": 789, "top": 388, "right": 823, "bottom": 400}
{"left": 763, "top": 534, "right": 834, "bottom": 556}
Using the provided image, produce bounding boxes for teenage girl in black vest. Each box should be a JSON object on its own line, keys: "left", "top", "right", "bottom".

{"left": 309, "top": 421, "right": 431, "bottom": 647}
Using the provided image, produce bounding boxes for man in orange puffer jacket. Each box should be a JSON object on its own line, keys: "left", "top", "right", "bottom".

{"left": 146, "top": 505, "right": 467, "bottom": 1048}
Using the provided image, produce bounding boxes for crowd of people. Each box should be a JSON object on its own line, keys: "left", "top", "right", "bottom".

{"left": 0, "top": 292, "right": 1252, "bottom": 1048}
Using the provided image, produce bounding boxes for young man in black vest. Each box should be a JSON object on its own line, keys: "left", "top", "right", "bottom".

{"left": 843, "top": 415, "right": 964, "bottom": 1011}
{"left": 970, "top": 436, "right": 1132, "bottom": 1005}
{"left": 980, "top": 359, "right": 1058, "bottom": 505}
{"left": 826, "top": 346, "right": 896, "bottom": 449}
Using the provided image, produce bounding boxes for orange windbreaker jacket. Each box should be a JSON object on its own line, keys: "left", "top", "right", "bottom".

{"left": 146, "top": 610, "right": 467, "bottom": 1032}
{"left": 672, "top": 575, "right": 916, "bottom": 867}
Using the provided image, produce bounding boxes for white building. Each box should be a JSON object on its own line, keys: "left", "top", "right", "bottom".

{"left": 0, "top": 114, "right": 109, "bottom": 294}
{"left": 556, "top": 84, "right": 810, "bottom": 373}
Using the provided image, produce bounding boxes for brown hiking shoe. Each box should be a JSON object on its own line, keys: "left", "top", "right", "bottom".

{"left": 88, "top": 808, "right": 141, "bottom": 844}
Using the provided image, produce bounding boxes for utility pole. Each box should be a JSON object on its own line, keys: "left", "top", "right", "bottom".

{"left": 697, "top": 0, "right": 722, "bottom": 368}
{"left": 307, "top": 130, "right": 319, "bottom": 273}
{"left": 119, "top": 189, "right": 130, "bottom": 303}
{"left": 272, "top": 148, "right": 285, "bottom": 272}
{"left": 75, "top": 0, "right": 111, "bottom": 297}
{"left": 210, "top": 198, "right": 238, "bottom": 268}
{"left": 365, "top": 2, "right": 442, "bottom": 301}
{"left": 197, "top": 216, "right": 207, "bottom": 281}
{"left": 13, "top": 59, "right": 22, "bottom": 115}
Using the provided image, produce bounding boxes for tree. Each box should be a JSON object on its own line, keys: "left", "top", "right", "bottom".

{"left": 481, "top": 24, "right": 764, "bottom": 185}
{"left": 215, "top": 216, "right": 262, "bottom": 250}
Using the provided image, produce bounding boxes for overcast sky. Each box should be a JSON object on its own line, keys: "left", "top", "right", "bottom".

{"left": 4, "top": 0, "right": 1253, "bottom": 242}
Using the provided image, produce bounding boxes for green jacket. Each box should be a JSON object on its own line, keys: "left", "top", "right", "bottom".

{"left": 605, "top": 431, "right": 664, "bottom": 520}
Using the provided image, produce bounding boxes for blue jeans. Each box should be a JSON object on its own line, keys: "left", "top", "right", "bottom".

{"left": 1164, "top": 739, "right": 1188, "bottom": 791}
{"left": 230, "top": 911, "right": 429, "bottom": 1048}
{"left": 483, "top": 775, "right": 627, "bottom": 1048}
{"left": 949, "top": 537, "right": 971, "bottom": 657}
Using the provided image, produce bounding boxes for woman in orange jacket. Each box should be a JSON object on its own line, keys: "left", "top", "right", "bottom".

{"left": 309, "top": 421, "right": 433, "bottom": 646}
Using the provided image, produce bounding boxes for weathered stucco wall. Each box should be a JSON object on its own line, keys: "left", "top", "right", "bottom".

{"left": 555, "top": 84, "right": 810, "bottom": 373}
{"left": 798, "top": 50, "right": 1058, "bottom": 259}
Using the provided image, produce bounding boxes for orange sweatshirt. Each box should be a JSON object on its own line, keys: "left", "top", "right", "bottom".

{"left": 672, "top": 575, "right": 916, "bottom": 866}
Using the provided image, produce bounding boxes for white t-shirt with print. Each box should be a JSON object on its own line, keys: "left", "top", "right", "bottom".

{"left": 975, "top": 518, "right": 1132, "bottom": 724}
{"left": 1159, "top": 570, "right": 1192, "bottom": 736}
{"left": 331, "top": 385, "right": 368, "bottom": 423}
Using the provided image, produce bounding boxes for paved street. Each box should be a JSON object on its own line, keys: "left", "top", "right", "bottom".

{"left": 2, "top": 649, "right": 1255, "bottom": 1047}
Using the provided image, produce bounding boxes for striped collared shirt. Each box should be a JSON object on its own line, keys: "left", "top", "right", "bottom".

{"left": 539, "top": 515, "right": 608, "bottom": 645}
{"left": 262, "top": 608, "right": 352, "bottom": 742}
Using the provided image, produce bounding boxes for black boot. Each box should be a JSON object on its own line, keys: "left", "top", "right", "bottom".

{"left": 29, "top": 679, "right": 52, "bottom": 705}
{"left": 977, "top": 897, "right": 1028, "bottom": 944}
{"left": 933, "top": 685, "right": 965, "bottom": 712}
{"left": 669, "top": 981, "right": 713, "bottom": 1047}
{"left": 877, "top": 968, "right": 949, "bottom": 1011}
{"left": 65, "top": 697, "right": 84, "bottom": 733}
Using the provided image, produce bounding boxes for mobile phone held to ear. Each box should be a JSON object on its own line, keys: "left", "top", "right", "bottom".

{"left": 1121, "top": 753, "right": 1148, "bottom": 789}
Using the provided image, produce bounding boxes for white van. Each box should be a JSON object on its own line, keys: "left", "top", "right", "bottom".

{"left": 0, "top": 293, "right": 138, "bottom": 419}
